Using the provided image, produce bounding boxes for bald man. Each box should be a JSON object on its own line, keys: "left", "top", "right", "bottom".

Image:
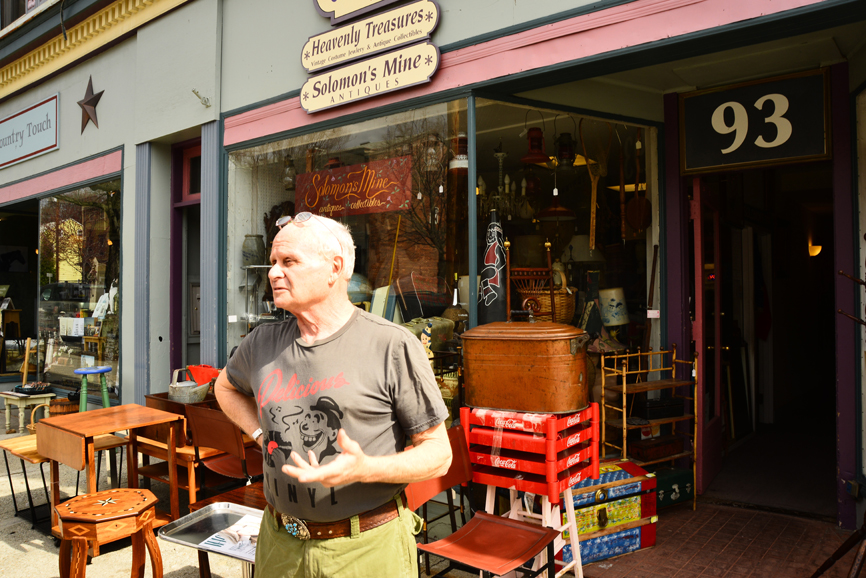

{"left": 214, "top": 212, "right": 451, "bottom": 578}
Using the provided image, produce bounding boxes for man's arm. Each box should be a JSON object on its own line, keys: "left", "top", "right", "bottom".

{"left": 282, "top": 421, "right": 452, "bottom": 487}
{"left": 214, "top": 370, "right": 263, "bottom": 444}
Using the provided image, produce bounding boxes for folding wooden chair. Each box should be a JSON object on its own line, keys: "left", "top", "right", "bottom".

{"left": 406, "top": 427, "right": 561, "bottom": 578}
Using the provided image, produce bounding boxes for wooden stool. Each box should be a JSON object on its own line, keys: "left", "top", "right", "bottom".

{"left": 55, "top": 488, "right": 162, "bottom": 578}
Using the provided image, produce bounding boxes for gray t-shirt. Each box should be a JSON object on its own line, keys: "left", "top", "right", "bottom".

{"left": 226, "top": 308, "right": 448, "bottom": 522}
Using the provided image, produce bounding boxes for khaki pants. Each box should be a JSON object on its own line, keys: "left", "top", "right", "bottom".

{"left": 254, "top": 496, "right": 423, "bottom": 578}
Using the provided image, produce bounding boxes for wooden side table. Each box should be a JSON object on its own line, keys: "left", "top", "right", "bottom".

{"left": 0, "top": 392, "right": 55, "bottom": 434}
{"left": 56, "top": 488, "right": 163, "bottom": 578}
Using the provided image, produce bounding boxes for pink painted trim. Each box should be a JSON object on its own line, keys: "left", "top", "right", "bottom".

{"left": 225, "top": 0, "right": 825, "bottom": 147}
{"left": 0, "top": 149, "right": 122, "bottom": 205}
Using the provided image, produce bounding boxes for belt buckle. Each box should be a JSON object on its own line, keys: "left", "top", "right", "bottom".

{"left": 280, "top": 513, "right": 311, "bottom": 540}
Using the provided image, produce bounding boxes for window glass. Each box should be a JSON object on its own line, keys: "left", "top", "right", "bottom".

{"left": 38, "top": 179, "right": 122, "bottom": 395}
{"left": 227, "top": 99, "right": 469, "bottom": 350}
{"left": 475, "top": 98, "right": 659, "bottom": 351}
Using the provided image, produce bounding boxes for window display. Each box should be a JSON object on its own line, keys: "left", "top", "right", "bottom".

{"left": 38, "top": 179, "right": 121, "bottom": 394}
{"left": 474, "top": 99, "right": 659, "bottom": 353}
{"left": 227, "top": 100, "right": 469, "bottom": 350}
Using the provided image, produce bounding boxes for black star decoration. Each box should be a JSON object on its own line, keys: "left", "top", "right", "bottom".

{"left": 304, "top": 51, "right": 311, "bottom": 59}
{"left": 425, "top": 55, "right": 433, "bottom": 66}
{"left": 78, "top": 76, "right": 104, "bottom": 134}
{"left": 426, "top": 11, "right": 433, "bottom": 21}
{"left": 303, "top": 92, "right": 309, "bottom": 101}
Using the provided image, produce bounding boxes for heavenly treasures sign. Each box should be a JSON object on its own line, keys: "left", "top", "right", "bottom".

{"left": 302, "top": 0, "right": 441, "bottom": 113}
{"left": 302, "top": 0, "right": 440, "bottom": 73}
{"left": 295, "top": 156, "right": 413, "bottom": 217}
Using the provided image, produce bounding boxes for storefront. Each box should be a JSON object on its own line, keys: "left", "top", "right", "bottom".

{"left": 0, "top": 0, "right": 224, "bottom": 408}
{"left": 219, "top": 0, "right": 866, "bottom": 529}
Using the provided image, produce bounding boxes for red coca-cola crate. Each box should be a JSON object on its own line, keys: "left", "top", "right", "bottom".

{"left": 461, "top": 404, "right": 600, "bottom": 502}
{"left": 469, "top": 440, "right": 596, "bottom": 480}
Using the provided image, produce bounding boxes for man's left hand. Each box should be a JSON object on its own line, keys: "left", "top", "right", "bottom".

{"left": 282, "top": 429, "right": 367, "bottom": 487}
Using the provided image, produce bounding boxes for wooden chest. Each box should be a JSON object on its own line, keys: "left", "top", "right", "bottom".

{"left": 462, "top": 322, "right": 590, "bottom": 413}
{"left": 560, "top": 460, "right": 657, "bottom": 565}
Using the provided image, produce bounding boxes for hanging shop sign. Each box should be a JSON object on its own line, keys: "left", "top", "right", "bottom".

{"left": 300, "top": 41, "right": 440, "bottom": 113}
{"left": 295, "top": 155, "right": 413, "bottom": 217}
{"left": 679, "top": 68, "right": 830, "bottom": 175}
{"left": 0, "top": 94, "right": 59, "bottom": 170}
{"left": 315, "top": 0, "right": 401, "bottom": 24}
{"left": 302, "top": 0, "right": 440, "bottom": 73}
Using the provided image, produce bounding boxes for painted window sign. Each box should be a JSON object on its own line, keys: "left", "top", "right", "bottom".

{"left": 315, "top": 0, "right": 401, "bottom": 24}
{"left": 295, "top": 155, "right": 413, "bottom": 217}
{"left": 0, "top": 94, "right": 59, "bottom": 170}
{"left": 300, "top": 42, "right": 440, "bottom": 113}
{"left": 303, "top": 0, "right": 440, "bottom": 73}
{"left": 680, "top": 68, "right": 830, "bottom": 175}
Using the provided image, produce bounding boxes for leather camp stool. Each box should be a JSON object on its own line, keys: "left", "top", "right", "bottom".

{"left": 55, "top": 488, "right": 163, "bottom": 578}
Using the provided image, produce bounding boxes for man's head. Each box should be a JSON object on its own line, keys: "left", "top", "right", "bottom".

{"left": 268, "top": 213, "right": 356, "bottom": 314}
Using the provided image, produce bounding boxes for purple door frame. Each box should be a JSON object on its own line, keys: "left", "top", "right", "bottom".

{"left": 664, "top": 63, "right": 856, "bottom": 528}
{"left": 169, "top": 139, "right": 202, "bottom": 378}
{"left": 831, "top": 62, "right": 856, "bottom": 530}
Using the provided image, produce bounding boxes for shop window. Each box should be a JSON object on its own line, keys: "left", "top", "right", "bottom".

{"left": 1, "top": 0, "right": 25, "bottom": 30}
{"left": 37, "top": 179, "right": 122, "bottom": 395}
{"left": 182, "top": 145, "right": 202, "bottom": 203}
{"left": 226, "top": 100, "right": 469, "bottom": 348}
{"left": 475, "top": 99, "right": 659, "bottom": 353}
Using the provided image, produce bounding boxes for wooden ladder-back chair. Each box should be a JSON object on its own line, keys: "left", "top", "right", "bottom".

{"left": 505, "top": 239, "right": 557, "bottom": 322}
{"left": 406, "top": 427, "right": 560, "bottom": 578}
{"left": 184, "top": 405, "right": 264, "bottom": 488}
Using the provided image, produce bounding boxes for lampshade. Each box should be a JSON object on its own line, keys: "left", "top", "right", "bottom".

{"left": 561, "top": 234, "right": 605, "bottom": 263}
{"left": 599, "top": 287, "right": 630, "bottom": 327}
{"left": 536, "top": 198, "right": 575, "bottom": 221}
{"left": 521, "top": 127, "right": 549, "bottom": 165}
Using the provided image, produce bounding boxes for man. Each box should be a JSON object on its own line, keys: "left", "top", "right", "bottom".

{"left": 214, "top": 212, "right": 452, "bottom": 578}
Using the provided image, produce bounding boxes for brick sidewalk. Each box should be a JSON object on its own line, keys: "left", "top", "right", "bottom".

{"left": 580, "top": 502, "right": 857, "bottom": 578}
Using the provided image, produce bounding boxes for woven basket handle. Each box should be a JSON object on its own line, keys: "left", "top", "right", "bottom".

{"left": 30, "top": 403, "right": 49, "bottom": 425}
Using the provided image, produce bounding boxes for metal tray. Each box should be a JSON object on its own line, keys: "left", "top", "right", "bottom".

{"left": 158, "top": 502, "right": 263, "bottom": 562}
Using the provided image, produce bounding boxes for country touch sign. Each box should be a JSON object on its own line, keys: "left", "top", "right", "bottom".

{"left": 302, "top": 0, "right": 440, "bottom": 73}
{"left": 0, "top": 94, "right": 58, "bottom": 170}
{"left": 300, "top": 42, "right": 439, "bottom": 113}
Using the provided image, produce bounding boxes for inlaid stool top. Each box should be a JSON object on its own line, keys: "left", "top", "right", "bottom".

{"left": 57, "top": 488, "right": 157, "bottom": 523}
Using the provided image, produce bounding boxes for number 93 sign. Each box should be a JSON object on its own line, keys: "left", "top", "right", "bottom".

{"left": 680, "top": 68, "right": 830, "bottom": 175}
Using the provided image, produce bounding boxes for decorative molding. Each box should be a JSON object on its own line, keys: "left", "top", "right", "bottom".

{"left": 0, "top": 0, "right": 193, "bottom": 101}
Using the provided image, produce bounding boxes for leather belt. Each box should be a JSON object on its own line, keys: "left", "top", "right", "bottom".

{"left": 267, "top": 495, "right": 404, "bottom": 540}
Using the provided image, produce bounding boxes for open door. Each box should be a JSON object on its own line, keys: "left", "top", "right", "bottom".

{"left": 690, "top": 177, "right": 724, "bottom": 492}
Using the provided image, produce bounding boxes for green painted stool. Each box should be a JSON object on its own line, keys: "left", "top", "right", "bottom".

{"left": 73, "top": 366, "right": 119, "bottom": 488}
{"left": 73, "top": 366, "right": 113, "bottom": 412}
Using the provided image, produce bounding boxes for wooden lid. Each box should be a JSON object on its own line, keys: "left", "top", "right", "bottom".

{"left": 57, "top": 488, "right": 157, "bottom": 522}
{"left": 462, "top": 322, "right": 583, "bottom": 341}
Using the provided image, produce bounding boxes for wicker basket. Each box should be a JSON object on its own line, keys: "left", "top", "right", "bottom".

{"left": 26, "top": 403, "right": 50, "bottom": 435}
{"left": 516, "top": 286, "right": 576, "bottom": 323}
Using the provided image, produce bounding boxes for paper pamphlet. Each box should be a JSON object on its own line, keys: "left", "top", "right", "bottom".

{"left": 71, "top": 318, "right": 85, "bottom": 337}
{"left": 197, "top": 514, "right": 260, "bottom": 562}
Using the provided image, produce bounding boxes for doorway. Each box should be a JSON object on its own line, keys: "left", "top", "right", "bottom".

{"left": 696, "top": 162, "right": 836, "bottom": 519}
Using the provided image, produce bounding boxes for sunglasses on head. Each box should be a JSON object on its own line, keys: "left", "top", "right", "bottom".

{"left": 276, "top": 212, "right": 343, "bottom": 254}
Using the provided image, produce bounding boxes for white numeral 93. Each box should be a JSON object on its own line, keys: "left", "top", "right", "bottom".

{"left": 711, "top": 94, "right": 792, "bottom": 154}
